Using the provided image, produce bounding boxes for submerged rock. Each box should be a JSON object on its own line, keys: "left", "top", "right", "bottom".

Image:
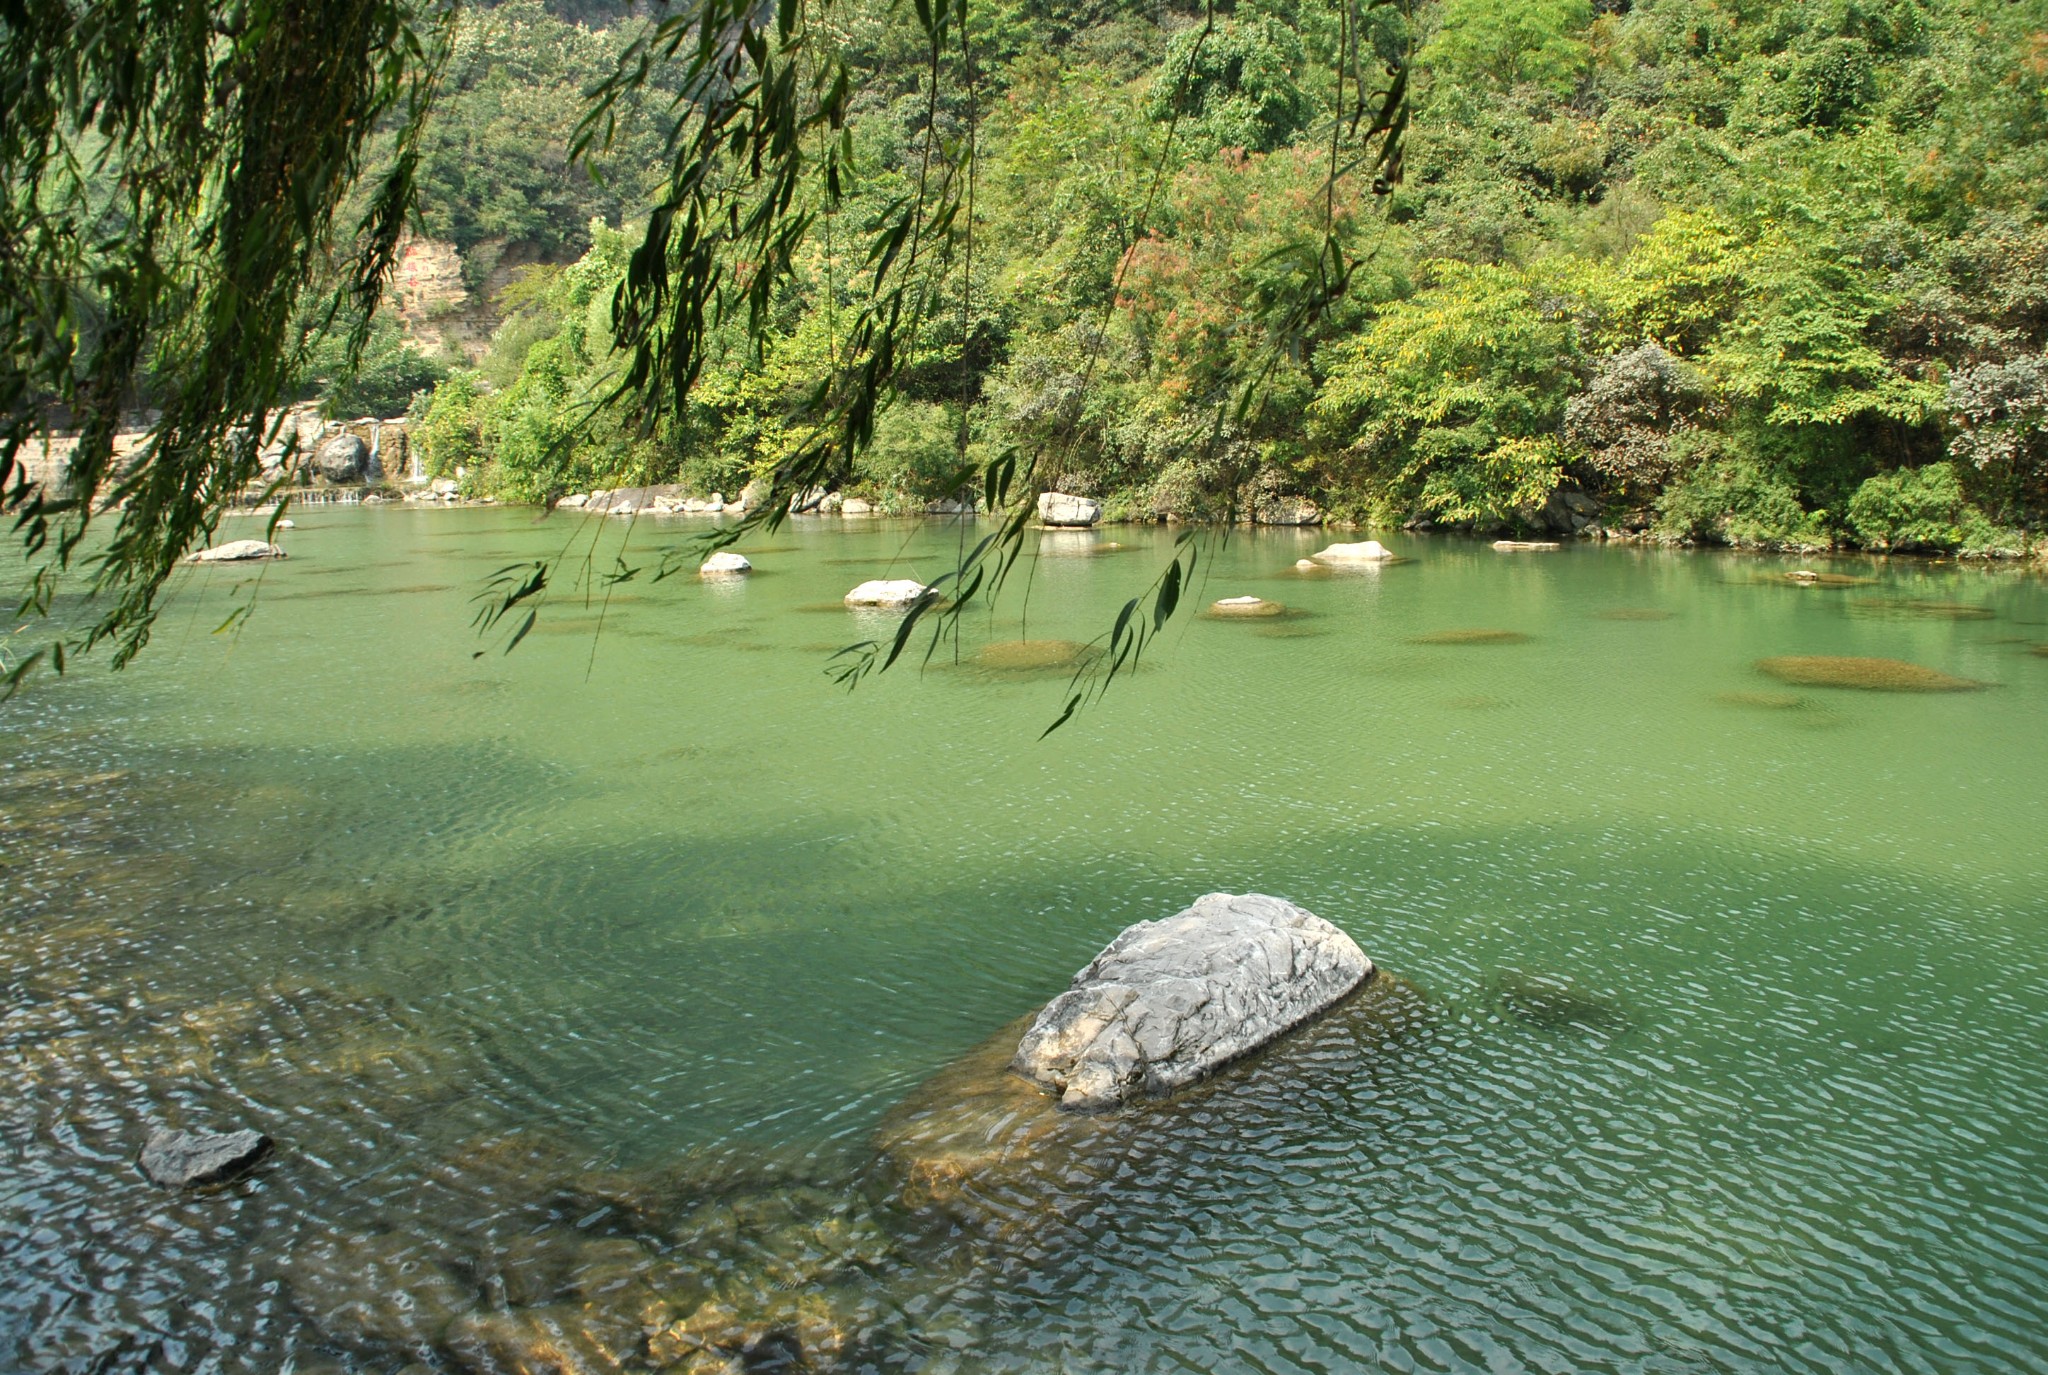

{"left": 1411, "top": 628, "right": 1528, "bottom": 645}
{"left": 187, "top": 539, "right": 285, "bottom": 563}
{"left": 874, "top": 972, "right": 1428, "bottom": 1255}
{"left": 443, "top": 1303, "right": 654, "bottom": 1375}
{"left": 1492, "top": 971, "right": 1633, "bottom": 1035}
{"left": 1716, "top": 690, "right": 1806, "bottom": 710}
{"left": 1037, "top": 491, "right": 1103, "bottom": 527}
{"left": 1849, "top": 598, "right": 1995, "bottom": 620}
{"left": 1756, "top": 655, "right": 1983, "bottom": 692}
{"left": 1208, "top": 596, "right": 1285, "bottom": 618}
{"left": 1311, "top": 540, "right": 1394, "bottom": 563}
{"left": 1776, "top": 570, "right": 1876, "bottom": 587}
{"left": 844, "top": 579, "right": 927, "bottom": 607}
{"left": 1012, "top": 893, "right": 1373, "bottom": 1112}
{"left": 138, "top": 1126, "right": 271, "bottom": 1188}
{"left": 700, "top": 552, "right": 752, "bottom": 577}
{"left": 969, "top": 639, "right": 1097, "bottom": 673}
{"left": 279, "top": 1230, "right": 473, "bottom": 1355}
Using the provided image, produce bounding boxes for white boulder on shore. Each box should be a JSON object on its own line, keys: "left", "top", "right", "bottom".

{"left": 187, "top": 539, "right": 286, "bottom": 563}
{"left": 844, "top": 579, "right": 928, "bottom": 607}
{"left": 1012, "top": 892, "right": 1373, "bottom": 1112}
{"left": 1037, "top": 491, "right": 1103, "bottom": 527}
{"left": 1311, "top": 540, "right": 1394, "bottom": 562}
{"left": 700, "top": 552, "right": 752, "bottom": 577}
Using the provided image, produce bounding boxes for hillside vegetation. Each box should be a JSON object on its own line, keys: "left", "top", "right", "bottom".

{"left": 386, "top": 0, "right": 2048, "bottom": 553}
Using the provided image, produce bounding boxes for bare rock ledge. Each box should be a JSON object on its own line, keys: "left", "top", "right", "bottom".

{"left": 1012, "top": 892, "right": 1373, "bottom": 1111}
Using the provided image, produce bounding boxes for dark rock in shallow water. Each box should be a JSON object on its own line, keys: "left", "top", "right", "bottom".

{"left": 1492, "top": 972, "right": 1633, "bottom": 1034}
{"left": 138, "top": 1127, "right": 271, "bottom": 1188}
{"left": 1011, "top": 892, "right": 1372, "bottom": 1111}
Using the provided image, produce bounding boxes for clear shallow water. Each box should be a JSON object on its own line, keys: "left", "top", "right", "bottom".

{"left": 4, "top": 509, "right": 2047, "bottom": 1374}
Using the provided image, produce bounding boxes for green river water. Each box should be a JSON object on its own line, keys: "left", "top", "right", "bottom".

{"left": 3, "top": 507, "right": 2046, "bottom": 1374}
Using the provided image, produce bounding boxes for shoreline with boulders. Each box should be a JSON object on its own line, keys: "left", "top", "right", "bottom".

{"left": 190, "top": 469, "right": 2048, "bottom": 561}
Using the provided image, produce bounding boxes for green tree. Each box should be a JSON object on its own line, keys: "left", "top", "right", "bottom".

{"left": 1421, "top": 0, "right": 1591, "bottom": 96}
{"left": 1311, "top": 259, "right": 1585, "bottom": 524}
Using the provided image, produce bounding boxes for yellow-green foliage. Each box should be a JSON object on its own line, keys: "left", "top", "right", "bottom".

{"left": 399, "top": 0, "right": 2048, "bottom": 545}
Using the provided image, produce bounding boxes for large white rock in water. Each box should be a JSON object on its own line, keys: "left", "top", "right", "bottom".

{"left": 844, "top": 579, "right": 928, "bottom": 607}
{"left": 1312, "top": 540, "right": 1394, "bottom": 562}
{"left": 1037, "top": 491, "right": 1103, "bottom": 527}
{"left": 700, "top": 551, "right": 752, "bottom": 576}
{"left": 187, "top": 539, "right": 286, "bottom": 563}
{"left": 1012, "top": 892, "right": 1372, "bottom": 1112}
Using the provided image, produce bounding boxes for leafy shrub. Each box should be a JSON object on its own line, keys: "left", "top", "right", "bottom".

{"left": 1656, "top": 449, "right": 1833, "bottom": 550}
{"left": 1146, "top": 3, "right": 1313, "bottom": 155}
{"left": 1792, "top": 37, "right": 1876, "bottom": 130}
{"left": 856, "top": 403, "right": 975, "bottom": 500}
{"left": 1846, "top": 462, "right": 1994, "bottom": 551}
{"left": 1562, "top": 343, "right": 1709, "bottom": 496}
{"left": 1311, "top": 260, "right": 1583, "bottom": 525}
{"left": 409, "top": 373, "right": 487, "bottom": 478}
{"left": 312, "top": 316, "right": 448, "bottom": 419}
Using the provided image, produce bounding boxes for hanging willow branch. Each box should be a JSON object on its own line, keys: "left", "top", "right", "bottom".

{"left": 2, "top": 0, "right": 1410, "bottom": 727}
{"left": 541, "top": 0, "right": 1415, "bottom": 730}
{"left": 1, "top": 0, "right": 454, "bottom": 694}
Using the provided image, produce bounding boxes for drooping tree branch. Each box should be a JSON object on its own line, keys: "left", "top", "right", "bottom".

{"left": 1, "top": 0, "right": 453, "bottom": 691}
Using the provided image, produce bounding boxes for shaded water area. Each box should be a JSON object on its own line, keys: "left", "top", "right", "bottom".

{"left": 5, "top": 509, "right": 2048, "bottom": 1373}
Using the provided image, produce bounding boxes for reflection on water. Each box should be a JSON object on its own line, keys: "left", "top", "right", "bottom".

{"left": 5, "top": 512, "right": 2048, "bottom": 1374}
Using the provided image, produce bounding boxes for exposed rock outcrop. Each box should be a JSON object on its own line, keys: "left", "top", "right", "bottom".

{"left": 1037, "top": 492, "right": 1102, "bottom": 527}
{"left": 1011, "top": 893, "right": 1372, "bottom": 1112}
{"left": 313, "top": 434, "right": 369, "bottom": 484}
{"left": 1253, "top": 495, "right": 1322, "bottom": 526}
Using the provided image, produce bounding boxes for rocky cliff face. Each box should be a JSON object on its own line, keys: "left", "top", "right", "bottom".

{"left": 389, "top": 235, "right": 557, "bottom": 365}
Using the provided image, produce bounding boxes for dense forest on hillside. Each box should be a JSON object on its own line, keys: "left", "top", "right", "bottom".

{"left": 371, "top": 0, "right": 2048, "bottom": 553}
